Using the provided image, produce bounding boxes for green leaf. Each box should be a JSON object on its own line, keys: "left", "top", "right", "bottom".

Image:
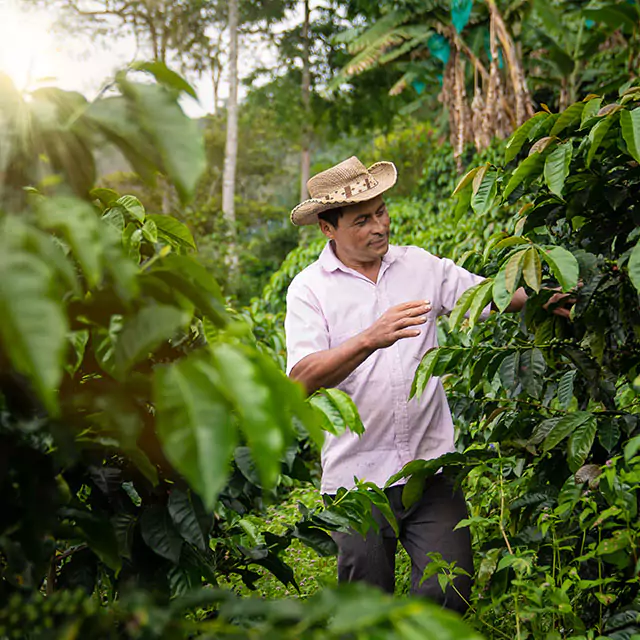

{"left": 503, "top": 152, "right": 545, "bottom": 199}
{"left": 549, "top": 102, "right": 585, "bottom": 137}
{"left": 452, "top": 166, "right": 480, "bottom": 195}
{"left": 115, "top": 304, "right": 190, "bottom": 373}
{"left": 120, "top": 82, "right": 206, "bottom": 203}
{"left": 91, "top": 188, "right": 119, "bottom": 206}
{"left": 568, "top": 415, "right": 598, "bottom": 472}
{"left": 37, "top": 196, "right": 104, "bottom": 288}
{"left": 78, "top": 518, "right": 122, "bottom": 574}
{"left": 471, "top": 168, "right": 497, "bottom": 215}
{"left": 0, "top": 249, "right": 67, "bottom": 414}
{"left": 410, "top": 347, "right": 440, "bottom": 399}
{"left": 557, "top": 370, "right": 576, "bottom": 408}
{"left": 522, "top": 247, "right": 542, "bottom": 293}
{"left": 116, "top": 195, "right": 145, "bottom": 223}
{"left": 155, "top": 355, "right": 237, "bottom": 509}
{"left": 492, "top": 263, "right": 514, "bottom": 312}
{"left": 112, "top": 513, "right": 136, "bottom": 560}
{"left": 540, "top": 246, "right": 579, "bottom": 292}
{"left": 211, "top": 344, "right": 291, "bottom": 489}
{"left": 624, "top": 435, "right": 640, "bottom": 461}
{"left": 357, "top": 482, "right": 399, "bottom": 537}
{"left": 544, "top": 142, "right": 572, "bottom": 197}
{"left": 168, "top": 489, "right": 207, "bottom": 552}
{"left": 629, "top": 241, "right": 640, "bottom": 293}
{"left": 468, "top": 278, "right": 494, "bottom": 328}
{"left": 142, "top": 219, "right": 158, "bottom": 243}
{"left": 131, "top": 61, "right": 198, "bottom": 100}
{"left": 140, "top": 505, "right": 183, "bottom": 564}
{"left": 504, "top": 249, "right": 527, "bottom": 293}
{"left": 519, "top": 348, "right": 547, "bottom": 398}
{"left": 310, "top": 388, "right": 365, "bottom": 436}
{"left": 148, "top": 214, "right": 196, "bottom": 250}
{"left": 586, "top": 115, "right": 615, "bottom": 167}
{"left": 581, "top": 96, "right": 603, "bottom": 128}
{"left": 620, "top": 107, "right": 640, "bottom": 163}
{"left": 102, "top": 207, "right": 125, "bottom": 231}
{"left": 505, "top": 113, "right": 550, "bottom": 163}
{"left": 449, "top": 282, "right": 482, "bottom": 329}
{"left": 543, "top": 411, "right": 593, "bottom": 452}
{"left": 499, "top": 351, "right": 520, "bottom": 391}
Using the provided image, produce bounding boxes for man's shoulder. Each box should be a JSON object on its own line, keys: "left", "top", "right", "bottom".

{"left": 287, "top": 257, "right": 324, "bottom": 294}
{"left": 393, "top": 244, "right": 441, "bottom": 264}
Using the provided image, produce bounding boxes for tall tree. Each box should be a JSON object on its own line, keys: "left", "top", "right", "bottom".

{"left": 300, "top": 0, "right": 311, "bottom": 201}
{"left": 222, "top": 0, "right": 240, "bottom": 283}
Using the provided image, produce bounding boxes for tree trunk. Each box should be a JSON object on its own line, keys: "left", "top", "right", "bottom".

{"left": 222, "top": 0, "right": 239, "bottom": 287}
{"left": 300, "top": 0, "right": 311, "bottom": 202}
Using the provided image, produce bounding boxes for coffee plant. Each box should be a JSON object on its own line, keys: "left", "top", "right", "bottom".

{"left": 396, "top": 85, "right": 640, "bottom": 638}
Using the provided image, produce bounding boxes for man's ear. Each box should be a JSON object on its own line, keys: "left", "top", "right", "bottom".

{"left": 318, "top": 221, "right": 334, "bottom": 240}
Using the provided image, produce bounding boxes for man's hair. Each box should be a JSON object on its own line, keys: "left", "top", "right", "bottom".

{"left": 318, "top": 207, "right": 343, "bottom": 228}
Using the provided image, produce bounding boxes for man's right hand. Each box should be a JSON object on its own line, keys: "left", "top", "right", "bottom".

{"left": 364, "top": 300, "right": 431, "bottom": 349}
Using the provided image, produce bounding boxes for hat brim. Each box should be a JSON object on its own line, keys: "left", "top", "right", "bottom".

{"left": 290, "top": 161, "right": 398, "bottom": 226}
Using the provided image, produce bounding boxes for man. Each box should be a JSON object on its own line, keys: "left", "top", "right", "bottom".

{"left": 284, "top": 156, "right": 562, "bottom": 610}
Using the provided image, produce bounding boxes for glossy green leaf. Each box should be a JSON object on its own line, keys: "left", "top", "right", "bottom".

{"left": 449, "top": 281, "right": 482, "bottom": 329}
{"left": 521, "top": 348, "right": 547, "bottom": 398}
{"left": 168, "top": 490, "right": 207, "bottom": 552}
{"left": 0, "top": 249, "right": 67, "bottom": 414}
{"left": 91, "top": 188, "right": 119, "bottom": 206}
{"left": 115, "top": 304, "right": 190, "bottom": 373}
{"left": 116, "top": 195, "right": 145, "bottom": 223}
{"left": 148, "top": 214, "right": 196, "bottom": 250}
{"left": 581, "top": 96, "right": 603, "bottom": 128}
{"left": 37, "top": 196, "right": 104, "bottom": 288}
{"left": 131, "top": 61, "right": 198, "bottom": 99}
{"left": 586, "top": 115, "right": 615, "bottom": 167}
{"left": 411, "top": 347, "right": 441, "bottom": 399}
{"left": 557, "top": 370, "right": 576, "bottom": 408}
{"left": 468, "top": 278, "right": 494, "bottom": 328}
{"left": 155, "top": 355, "right": 237, "bottom": 509}
{"left": 141, "top": 505, "right": 183, "bottom": 563}
{"left": 543, "top": 411, "right": 593, "bottom": 452}
{"left": 540, "top": 246, "right": 579, "bottom": 291}
{"left": 544, "top": 142, "right": 572, "bottom": 197}
{"left": 102, "top": 207, "right": 125, "bottom": 231}
{"left": 568, "top": 415, "right": 598, "bottom": 472}
{"left": 492, "top": 263, "right": 514, "bottom": 312}
{"left": 121, "top": 82, "right": 206, "bottom": 203}
{"left": 505, "top": 113, "right": 550, "bottom": 163}
{"left": 549, "top": 102, "right": 585, "bottom": 137}
{"left": 629, "top": 241, "right": 640, "bottom": 293}
{"left": 310, "top": 388, "right": 365, "bottom": 436}
{"left": 142, "top": 219, "right": 158, "bottom": 243}
{"left": 504, "top": 249, "right": 527, "bottom": 293}
{"left": 620, "top": 107, "right": 640, "bottom": 163}
{"left": 522, "top": 247, "right": 542, "bottom": 293}
{"left": 471, "top": 168, "right": 497, "bottom": 215}
{"left": 503, "top": 152, "right": 545, "bottom": 199}
{"left": 499, "top": 351, "right": 520, "bottom": 391}
{"left": 211, "top": 344, "right": 288, "bottom": 490}
{"left": 452, "top": 166, "right": 480, "bottom": 196}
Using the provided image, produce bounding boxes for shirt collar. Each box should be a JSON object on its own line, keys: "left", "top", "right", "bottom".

{"left": 319, "top": 241, "right": 404, "bottom": 273}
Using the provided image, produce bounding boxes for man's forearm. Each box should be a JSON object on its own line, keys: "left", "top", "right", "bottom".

{"left": 289, "top": 332, "right": 376, "bottom": 395}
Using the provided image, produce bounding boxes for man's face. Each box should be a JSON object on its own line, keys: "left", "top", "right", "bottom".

{"left": 319, "top": 195, "right": 390, "bottom": 264}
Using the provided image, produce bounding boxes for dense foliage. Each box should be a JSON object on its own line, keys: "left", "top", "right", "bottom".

{"left": 397, "top": 87, "right": 640, "bottom": 637}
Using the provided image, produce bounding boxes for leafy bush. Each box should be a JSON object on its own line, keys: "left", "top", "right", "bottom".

{"left": 397, "top": 87, "right": 640, "bottom": 637}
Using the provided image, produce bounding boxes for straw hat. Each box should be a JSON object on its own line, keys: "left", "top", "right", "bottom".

{"left": 291, "top": 156, "right": 397, "bottom": 226}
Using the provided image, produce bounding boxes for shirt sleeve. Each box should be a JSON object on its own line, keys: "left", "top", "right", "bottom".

{"left": 285, "top": 279, "right": 330, "bottom": 375}
{"left": 437, "top": 257, "right": 492, "bottom": 321}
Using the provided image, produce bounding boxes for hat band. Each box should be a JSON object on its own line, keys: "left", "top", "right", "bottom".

{"left": 315, "top": 174, "right": 380, "bottom": 203}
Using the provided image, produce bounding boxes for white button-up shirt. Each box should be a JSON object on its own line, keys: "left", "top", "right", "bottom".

{"left": 285, "top": 242, "right": 487, "bottom": 494}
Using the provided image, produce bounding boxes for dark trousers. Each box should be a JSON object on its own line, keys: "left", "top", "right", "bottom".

{"left": 331, "top": 474, "right": 473, "bottom": 613}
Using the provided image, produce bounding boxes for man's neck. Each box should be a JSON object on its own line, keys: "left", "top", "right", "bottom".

{"left": 332, "top": 242, "right": 382, "bottom": 283}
